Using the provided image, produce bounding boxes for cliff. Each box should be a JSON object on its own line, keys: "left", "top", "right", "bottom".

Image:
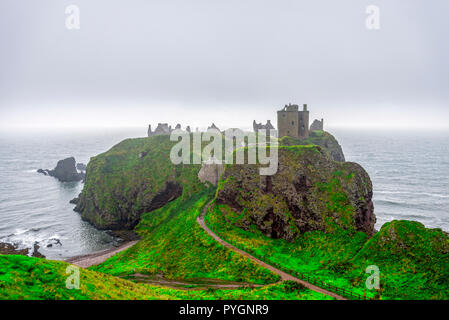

{"left": 216, "top": 145, "right": 375, "bottom": 241}
{"left": 74, "top": 131, "right": 349, "bottom": 231}
{"left": 74, "top": 135, "right": 204, "bottom": 230}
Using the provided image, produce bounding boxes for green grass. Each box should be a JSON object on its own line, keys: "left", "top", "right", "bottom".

{"left": 206, "top": 202, "right": 449, "bottom": 300}
{"left": 91, "top": 189, "right": 280, "bottom": 285}
{"left": 0, "top": 254, "right": 178, "bottom": 300}
{"left": 77, "top": 135, "right": 206, "bottom": 229}
{"left": 206, "top": 202, "right": 372, "bottom": 299}
{"left": 0, "top": 255, "right": 330, "bottom": 300}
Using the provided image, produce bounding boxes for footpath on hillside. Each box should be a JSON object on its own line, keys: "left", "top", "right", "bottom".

{"left": 197, "top": 201, "right": 347, "bottom": 300}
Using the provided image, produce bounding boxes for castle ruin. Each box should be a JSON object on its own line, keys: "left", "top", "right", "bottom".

{"left": 277, "top": 103, "right": 310, "bottom": 139}
{"left": 252, "top": 120, "right": 274, "bottom": 135}
{"left": 148, "top": 123, "right": 216, "bottom": 137}
{"left": 148, "top": 123, "right": 171, "bottom": 137}
{"left": 148, "top": 103, "right": 323, "bottom": 140}
{"left": 310, "top": 118, "right": 324, "bottom": 131}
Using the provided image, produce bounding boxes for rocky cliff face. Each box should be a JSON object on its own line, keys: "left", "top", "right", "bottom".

{"left": 73, "top": 136, "right": 204, "bottom": 230}
{"left": 74, "top": 131, "right": 363, "bottom": 234}
{"left": 216, "top": 145, "right": 375, "bottom": 241}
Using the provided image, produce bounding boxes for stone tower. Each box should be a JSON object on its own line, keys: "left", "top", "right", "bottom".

{"left": 277, "top": 103, "right": 309, "bottom": 139}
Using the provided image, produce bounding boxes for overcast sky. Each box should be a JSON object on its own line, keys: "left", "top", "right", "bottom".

{"left": 1, "top": 0, "right": 448, "bottom": 130}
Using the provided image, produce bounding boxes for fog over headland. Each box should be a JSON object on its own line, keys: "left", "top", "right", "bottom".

{"left": 0, "top": 0, "right": 448, "bottom": 130}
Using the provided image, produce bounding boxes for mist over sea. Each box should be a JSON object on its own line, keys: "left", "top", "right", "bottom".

{"left": 0, "top": 128, "right": 448, "bottom": 259}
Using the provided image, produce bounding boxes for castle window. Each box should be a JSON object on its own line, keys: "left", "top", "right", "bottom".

{"left": 291, "top": 121, "right": 294, "bottom": 126}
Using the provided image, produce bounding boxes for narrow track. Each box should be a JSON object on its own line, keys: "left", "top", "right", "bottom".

{"left": 197, "top": 202, "right": 347, "bottom": 300}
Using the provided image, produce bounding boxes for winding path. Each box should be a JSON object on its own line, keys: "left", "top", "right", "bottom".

{"left": 197, "top": 202, "right": 347, "bottom": 300}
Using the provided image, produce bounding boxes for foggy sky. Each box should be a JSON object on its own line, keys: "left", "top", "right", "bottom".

{"left": 1, "top": 0, "right": 448, "bottom": 130}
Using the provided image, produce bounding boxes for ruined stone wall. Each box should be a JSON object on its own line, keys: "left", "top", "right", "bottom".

{"left": 298, "top": 110, "right": 309, "bottom": 139}
{"left": 310, "top": 119, "right": 324, "bottom": 131}
{"left": 277, "top": 110, "right": 300, "bottom": 138}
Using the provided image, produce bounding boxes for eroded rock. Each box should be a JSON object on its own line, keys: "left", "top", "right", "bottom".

{"left": 216, "top": 146, "right": 376, "bottom": 241}
{"left": 38, "top": 157, "right": 85, "bottom": 182}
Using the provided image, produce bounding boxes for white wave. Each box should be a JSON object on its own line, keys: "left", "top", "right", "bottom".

{"left": 375, "top": 190, "right": 449, "bottom": 198}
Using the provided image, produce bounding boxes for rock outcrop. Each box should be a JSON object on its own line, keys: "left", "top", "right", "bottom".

{"left": 0, "top": 242, "right": 46, "bottom": 258}
{"left": 216, "top": 145, "right": 375, "bottom": 241}
{"left": 74, "top": 136, "right": 203, "bottom": 230}
{"left": 76, "top": 163, "right": 87, "bottom": 171}
{"left": 38, "top": 157, "right": 85, "bottom": 182}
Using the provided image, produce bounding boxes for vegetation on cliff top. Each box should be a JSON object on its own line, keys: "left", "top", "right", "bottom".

{"left": 279, "top": 130, "right": 345, "bottom": 162}
{"left": 75, "top": 135, "right": 205, "bottom": 229}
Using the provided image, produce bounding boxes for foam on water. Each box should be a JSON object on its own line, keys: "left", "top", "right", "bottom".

{"left": 0, "top": 128, "right": 143, "bottom": 259}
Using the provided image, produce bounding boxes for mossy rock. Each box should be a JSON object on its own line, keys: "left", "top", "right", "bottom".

{"left": 216, "top": 145, "right": 375, "bottom": 241}
{"left": 279, "top": 130, "right": 345, "bottom": 162}
{"left": 75, "top": 135, "right": 205, "bottom": 229}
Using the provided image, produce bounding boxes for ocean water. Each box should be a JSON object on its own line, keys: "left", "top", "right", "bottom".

{"left": 334, "top": 129, "right": 449, "bottom": 231}
{"left": 0, "top": 128, "right": 448, "bottom": 260}
{"left": 0, "top": 128, "right": 143, "bottom": 259}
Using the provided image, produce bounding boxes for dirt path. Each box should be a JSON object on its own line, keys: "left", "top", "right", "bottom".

{"left": 65, "top": 241, "right": 139, "bottom": 268}
{"left": 197, "top": 202, "right": 347, "bottom": 300}
{"left": 125, "top": 273, "right": 266, "bottom": 291}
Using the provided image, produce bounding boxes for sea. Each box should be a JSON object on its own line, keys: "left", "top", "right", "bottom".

{"left": 0, "top": 127, "right": 448, "bottom": 260}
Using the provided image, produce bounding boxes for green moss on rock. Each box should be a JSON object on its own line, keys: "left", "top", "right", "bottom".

{"left": 279, "top": 131, "right": 345, "bottom": 162}
{"left": 74, "top": 135, "right": 205, "bottom": 229}
{"left": 216, "top": 145, "right": 375, "bottom": 241}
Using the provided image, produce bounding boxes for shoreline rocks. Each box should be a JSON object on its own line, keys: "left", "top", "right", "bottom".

{"left": 0, "top": 241, "right": 46, "bottom": 258}
{"left": 38, "top": 157, "right": 85, "bottom": 182}
{"left": 76, "top": 163, "right": 87, "bottom": 171}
